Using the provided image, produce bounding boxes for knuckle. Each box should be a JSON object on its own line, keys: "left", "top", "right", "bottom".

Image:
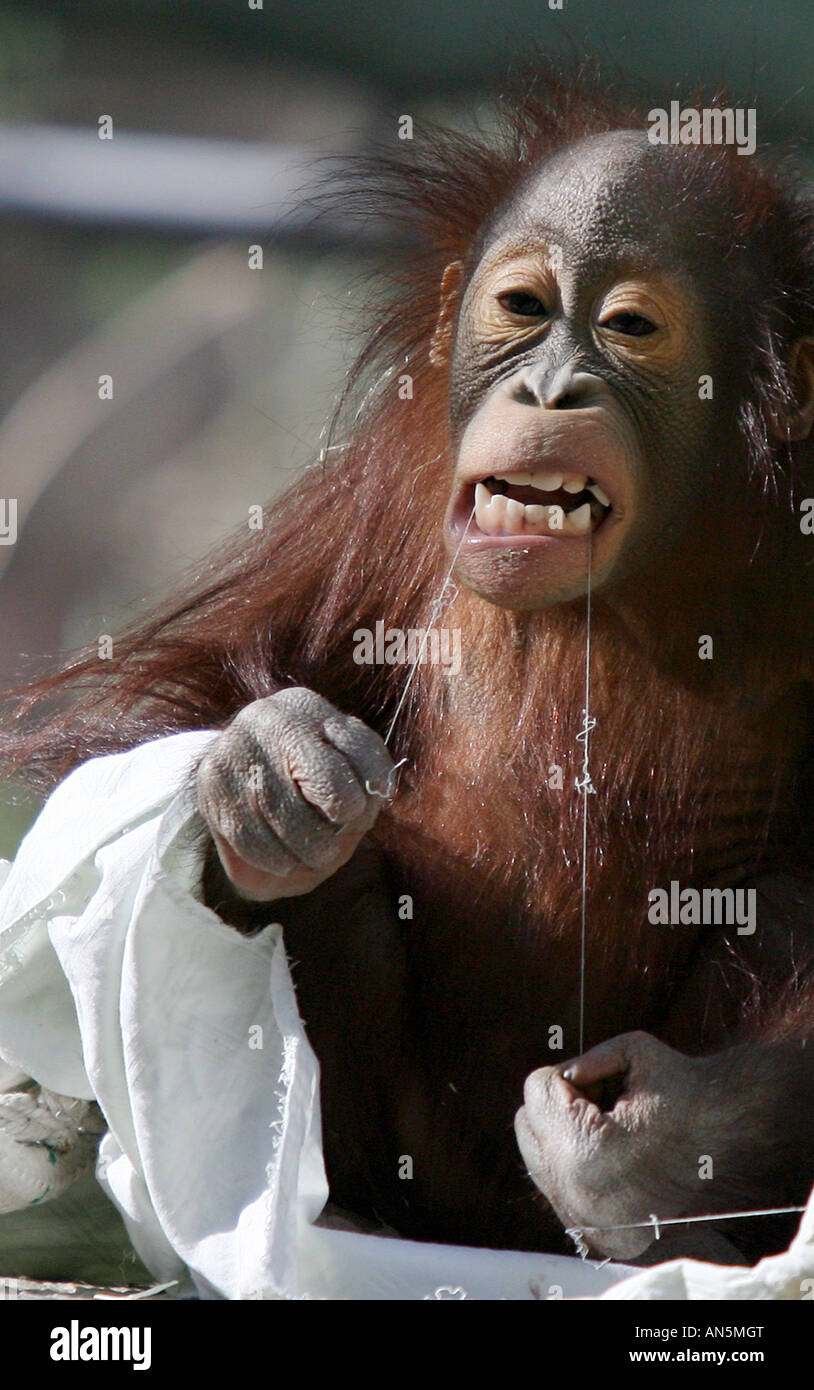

{"left": 238, "top": 691, "right": 292, "bottom": 731}
{"left": 275, "top": 686, "right": 330, "bottom": 720}
{"left": 344, "top": 710, "right": 383, "bottom": 743}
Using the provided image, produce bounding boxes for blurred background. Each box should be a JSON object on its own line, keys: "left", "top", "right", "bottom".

{"left": 0, "top": 0, "right": 812, "bottom": 854}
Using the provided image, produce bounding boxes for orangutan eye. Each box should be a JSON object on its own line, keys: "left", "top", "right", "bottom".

{"left": 498, "top": 290, "right": 548, "bottom": 318}
{"left": 600, "top": 311, "right": 657, "bottom": 337}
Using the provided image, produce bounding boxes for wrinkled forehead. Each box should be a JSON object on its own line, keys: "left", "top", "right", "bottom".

{"left": 480, "top": 130, "right": 725, "bottom": 280}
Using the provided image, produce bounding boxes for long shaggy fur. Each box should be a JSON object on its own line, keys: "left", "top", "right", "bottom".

{"left": 3, "top": 60, "right": 814, "bottom": 1258}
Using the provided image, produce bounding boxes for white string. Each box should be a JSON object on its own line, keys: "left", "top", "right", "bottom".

{"left": 576, "top": 534, "right": 595, "bottom": 1055}
{"left": 565, "top": 533, "right": 810, "bottom": 1259}
{"left": 363, "top": 515, "right": 807, "bottom": 1254}
{"left": 566, "top": 1203, "right": 806, "bottom": 1259}
{"left": 384, "top": 503, "right": 476, "bottom": 746}
{"left": 361, "top": 506, "right": 807, "bottom": 1255}
{"left": 363, "top": 503, "right": 477, "bottom": 802}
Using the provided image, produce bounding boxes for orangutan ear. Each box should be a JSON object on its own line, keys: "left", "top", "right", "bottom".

{"left": 767, "top": 337, "right": 814, "bottom": 442}
{"left": 429, "top": 261, "right": 464, "bottom": 369}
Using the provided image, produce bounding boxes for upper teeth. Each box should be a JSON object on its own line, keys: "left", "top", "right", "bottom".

{"left": 493, "top": 470, "right": 565, "bottom": 491}
{"left": 491, "top": 472, "right": 609, "bottom": 500}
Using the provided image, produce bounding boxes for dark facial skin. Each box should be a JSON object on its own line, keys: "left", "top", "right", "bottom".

{"left": 442, "top": 131, "right": 763, "bottom": 609}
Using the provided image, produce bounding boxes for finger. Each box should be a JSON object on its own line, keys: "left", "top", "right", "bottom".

{"left": 561, "top": 1036, "right": 632, "bottom": 1087}
{"left": 238, "top": 733, "right": 368, "bottom": 869}
{"left": 204, "top": 760, "right": 305, "bottom": 877}
{"left": 273, "top": 722, "right": 371, "bottom": 829}
{"left": 246, "top": 688, "right": 395, "bottom": 809}
{"left": 321, "top": 711, "right": 395, "bottom": 799}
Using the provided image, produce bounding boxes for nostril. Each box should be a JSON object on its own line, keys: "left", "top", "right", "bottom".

{"left": 546, "top": 369, "right": 603, "bottom": 410}
{"left": 514, "top": 380, "right": 541, "bottom": 407}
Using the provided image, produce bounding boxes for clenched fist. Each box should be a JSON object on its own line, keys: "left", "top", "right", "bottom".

{"left": 196, "top": 687, "right": 394, "bottom": 901}
{"left": 515, "top": 1031, "right": 731, "bottom": 1261}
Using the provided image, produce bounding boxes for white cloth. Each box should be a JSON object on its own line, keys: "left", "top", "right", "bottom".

{"left": 0, "top": 732, "right": 811, "bottom": 1300}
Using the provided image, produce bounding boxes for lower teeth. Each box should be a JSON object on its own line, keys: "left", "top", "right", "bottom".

{"left": 474, "top": 481, "right": 606, "bottom": 538}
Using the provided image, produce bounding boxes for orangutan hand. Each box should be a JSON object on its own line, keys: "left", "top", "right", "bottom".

{"left": 197, "top": 687, "right": 394, "bottom": 902}
{"left": 515, "top": 1030, "right": 735, "bottom": 1261}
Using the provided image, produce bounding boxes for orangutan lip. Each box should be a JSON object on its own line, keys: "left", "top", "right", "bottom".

{"left": 469, "top": 471, "right": 613, "bottom": 540}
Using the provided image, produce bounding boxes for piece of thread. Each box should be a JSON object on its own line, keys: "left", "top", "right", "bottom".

{"left": 384, "top": 503, "right": 476, "bottom": 748}
{"left": 577, "top": 533, "right": 594, "bottom": 1056}
{"left": 363, "top": 505, "right": 477, "bottom": 805}
{"left": 566, "top": 1203, "right": 807, "bottom": 1260}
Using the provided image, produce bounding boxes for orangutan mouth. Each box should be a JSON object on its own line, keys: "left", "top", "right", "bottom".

{"left": 473, "top": 472, "right": 612, "bottom": 538}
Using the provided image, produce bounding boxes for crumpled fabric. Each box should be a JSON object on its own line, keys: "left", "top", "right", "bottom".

{"left": 0, "top": 732, "right": 811, "bottom": 1300}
